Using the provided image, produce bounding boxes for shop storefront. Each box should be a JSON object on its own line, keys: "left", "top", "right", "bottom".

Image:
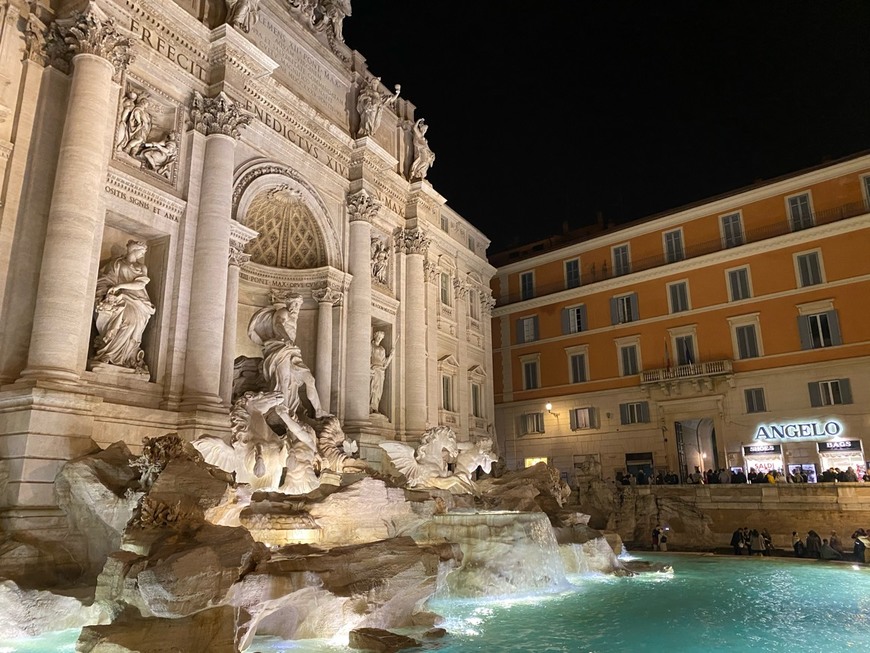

{"left": 817, "top": 440, "right": 866, "bottom": 479}
{"left": 742, "top": 443, "right": 783, "bottom": 476}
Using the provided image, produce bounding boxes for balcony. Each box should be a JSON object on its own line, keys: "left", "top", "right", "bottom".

{"left": 498, "top": 200, "right": 868, "bottom": 306}
{"left": 641, "top": 359, "right": 733, "bottom": 394}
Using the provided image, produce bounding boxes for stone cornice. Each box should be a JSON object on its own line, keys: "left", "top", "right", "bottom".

{"left": 209, "top": 23, "right": 278, "bottom": 80}
{"left": 240, "top": 262, "right": 350, "bottom": 293}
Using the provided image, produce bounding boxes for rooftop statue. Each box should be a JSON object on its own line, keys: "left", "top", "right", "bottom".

{"left": 380, "top": 428, "right": 495, "bottom": 495}
{"left": 356, "top": 76, "right": 400, "bottom": 138}
{"left": 409, "top": 118, "right": 435, "bottom": 180}
{"left": 225, "top": 0, "right": 260, "bottom": 33}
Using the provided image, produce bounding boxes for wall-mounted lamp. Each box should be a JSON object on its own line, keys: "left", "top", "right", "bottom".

{"left": 545, "top": 402, "right": 558, "bottom": 417}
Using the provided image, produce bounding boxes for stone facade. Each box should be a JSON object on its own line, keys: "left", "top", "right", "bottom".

{"left": 0, "top": 0, "right": 495, "bottom": 535}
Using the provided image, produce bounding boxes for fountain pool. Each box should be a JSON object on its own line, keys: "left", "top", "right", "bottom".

{"left": 4, "top": 553, "right": 869, "bottom": 652}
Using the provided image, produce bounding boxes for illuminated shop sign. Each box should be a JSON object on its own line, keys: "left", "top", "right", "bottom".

{"left": 753, "top": 420, "right": 842, "bottom": 441}
{"left": 816, "top": 440, "right": 862, "bottom": 453}
{"left": 743, "top": 444, "right": 782, "bottom": 456}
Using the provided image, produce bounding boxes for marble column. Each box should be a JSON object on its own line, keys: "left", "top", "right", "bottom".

{"left": 313, "top": 286, "right": 342, "bottom": 414}
{"left": 219, "top": 223, "right": 257, "bottom": 405}
{"left": 21, "top": 8, "right": 132, "bottom": 382}
{"left": 182, "top": 92, "right": 251, "bottom": 408}
{"left": 344, "top": 190, "right": 379, "bottom": 423}
{"left": 397, "top": 227, "right": 429, "bottom": 435}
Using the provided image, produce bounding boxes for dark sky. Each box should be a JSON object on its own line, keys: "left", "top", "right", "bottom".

{"left": 343, "top": 2, "right": 870, "bottom": 255}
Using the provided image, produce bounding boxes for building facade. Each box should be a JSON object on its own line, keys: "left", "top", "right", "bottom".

{"left": 0, "top": 0, "right": 495, "bottom": 534}
{"left": 491, "top": 153, "right": 870, "bottom": 486}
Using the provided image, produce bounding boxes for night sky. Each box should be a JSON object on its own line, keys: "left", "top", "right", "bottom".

{"left": 343, "top": 2, "right": 870, "bottom": 255}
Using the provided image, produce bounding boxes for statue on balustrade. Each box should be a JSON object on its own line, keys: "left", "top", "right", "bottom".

{"left": 247, "top": 293, "right": 327, "bottom": 418}
{"left": 91, "top": 240, "right": 155, "bottom": 377}
{"left": 409, "top": 118, "right": 435, "bottom": 180}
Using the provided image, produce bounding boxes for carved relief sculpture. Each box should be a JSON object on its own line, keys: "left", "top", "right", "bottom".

{"left": 290, "top": 0, "right": 351, "bottom": 43}
{"left": 140, "top": 131, "right": 178, "bottom": 177}
{"left": 115, "top": 89, "right": 179, "bottom": 179}
{"left": 226, "top": 0, "right": 260, "bottom": 33}
{"left": 369, "top": 329, "right": 394, "bottom": 414}
{"left": 91, "top": 240, "right": 156, "bottom": 377}
{"left": 356, "top": 75, "right": 400, "bottom": 138}
{"left": 370, "top": 237, "right": 389, "bottom": 285}
{"left": 409, "top": 118, "right": 435, "bottom": 180}
{"left": 247, "top": 292, "right": 327, "bottom": 418}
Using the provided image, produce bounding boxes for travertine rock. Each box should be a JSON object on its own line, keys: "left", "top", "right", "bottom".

{"left": 348, "top": 627, "right": 421, "bottom": 652}
{"left": 0, "top": 580, "right": 108, "bottom": 638}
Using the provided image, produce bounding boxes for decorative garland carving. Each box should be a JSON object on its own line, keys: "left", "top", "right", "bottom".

{"left": 189, "top": 91, "right": 251, "bottom": 138}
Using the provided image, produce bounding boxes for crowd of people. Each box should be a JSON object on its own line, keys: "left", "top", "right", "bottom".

{"left": 727, "top": 526, "right": 870, "bottom": 561}
{"left": 617, "top": 465, "right": 870, "bottom": 486}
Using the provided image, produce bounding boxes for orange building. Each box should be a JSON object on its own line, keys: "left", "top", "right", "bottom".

{"left": 490, "top": 152, "right": 870, "bottom": 485}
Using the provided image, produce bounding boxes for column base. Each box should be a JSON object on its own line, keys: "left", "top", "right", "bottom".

{"left": 18, "top": 365, "right": 81, "bottom": 384}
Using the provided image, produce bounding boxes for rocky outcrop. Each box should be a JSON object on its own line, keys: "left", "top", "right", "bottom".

{"left": 348, "top": 627, "right": 421, "bottom": 652}
{"left": 0, "top": 580, "right": 108, "bottom": 638}
{"left": 476, "top": 461, "right": 572, "bottom": 514}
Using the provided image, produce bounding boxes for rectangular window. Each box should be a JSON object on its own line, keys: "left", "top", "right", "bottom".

{"left": 613, "top": 244, "right": 631, "bottom": 276}
{"left": 798, "top": 311, "right": 842, "bottom": 349}
{"left": 809, "top": 379, "right": 853, "bottom": 407}
{"left": 565, "top": 259, "right": 581, "bottom": 289}
{"left": 520, "top": 272, "right": 535, "bottom": 300}
{"left": 471, "top": 383, "right": 483, "bottom": 418}
{"left": 562, "top": 305, "right": 587, "bottom": 334}
{"left": 620, "top": 345, "right": 639, "bottom": 376}
{"left": 440, "top": 215, "right": 449, "bottom": 232}
{"left": 516, "top": 316, "right": 539, "bottom": 344}
{"left": 521, "top": 412, "right": 545, "bottom": 434}
{"left": 668, "top": 282, "right": 690, "bottom": 313}
{"left": 468, "top": 290, "right": 480, "bottom": 321}
{"left": 863, "top": 176, "right": 870, "bottom": 210}
{"left": 440, "top": 375, "right": 454, "bottom": 411}
{"left": 467, "top": 236, "right": 475, "bottom": 251}
{"left": 675, "top": 335, "right": 695, "bottom": 365}
{"left": 570, "top": 407, "right": 596, "bottom": 430}
{"left": 440, "top": 272, "right": 452, "bottom": 305}
{"left": 796, "top": 252, "right": 823, "bottom": 287}
{"left": 788, "top": 193, "right": 813, "bottom": 231}
{"left": 664, "top": 230, "right": 685, "bottom": 263}
{"left": 569, "top": 353, "right": 587, "bottom": 383}
{"left": 611, "top": 293, "right": 639, "bottom": 324}
{"left": 619, "top": 401, "right": 650, "bottom": 425}
{"left": 728, "top": 267, "right": 751, "bottom": 301}
{"left": 735, "top": 324, "right": 760, "bottom": 359}
{"left": 745, "top": 388, "right": 767, "bottom": 413}
{"left": 522, "top": 360, "right": 539, "bottom": 390}
{"left": 721, "top": 213, "right": 744, "bottom": 248}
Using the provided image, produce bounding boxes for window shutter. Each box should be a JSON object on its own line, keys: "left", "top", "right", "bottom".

{"left": 619, "top": 403, "right": 629, "bottom": 424}
{"left": 827, "top": 310, "right": 842, "bottom": 346}
{"left": 561, "top": 309, "right": 569, "bottom": 335}
{"left": 590, "top": 407, "right": 599, "bottom": 429}
{"left": 640, "top": 401, "right": 650, "bottom": 423}
{"left": 516, "top": 319, "right": 525, "bottom": 344}
{"left": 839, "top": 378, "right": 853, "bottom": 404}
{"left": 610, "top": 298, "right": 619, "bottom": 325}
{"left": 630, "top": 293, "right": 639, "bottom": 320}
{"left": 808, "top": 382, "right": 822, "bottom": 407}
{"left": 569, "top": 409, "right": 578, "bottom": 430}
{"left": 797, "top": 316, "right": 811, "bottom": 350}
{"left": 579, "top": 305, "right": 588, "bottom": 332}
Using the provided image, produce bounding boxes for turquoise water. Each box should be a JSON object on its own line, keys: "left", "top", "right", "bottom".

{"left": 4, "top": 554, "right": 870, "bottom": 652}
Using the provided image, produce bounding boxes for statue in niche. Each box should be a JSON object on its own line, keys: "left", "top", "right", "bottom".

{"left": 115, "top": 91, "right": 152, "bottom": 157}
{"left": 370, "top": 238, "right": 389, "bottom": 285}
{"left": 247, "top": 293, "right": 327, "bottom": 418}
{"left": 356, "top": 76, "right": 400, "bottom": 138}
{"left": 91, "top": 240, "right": 155, "bottom": 377}
{"left": 139, "top": 131, "right": 178, "bottom": 178}
{"left": 409, "top": 118, "right": 435, "bottom": 180}
{"left": 369, "top": 330, "right": 395, "bottom": 414}
{"left": 380, "top": 427, "right": 496, "bottom": 495}
{"left": 225, "top": 0, "right": 260, "bottom": 33}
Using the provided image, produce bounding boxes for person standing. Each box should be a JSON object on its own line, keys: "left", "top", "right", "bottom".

{"left": 730, "top": 527, "right": 744, "bottom": 555}
{"left": 805, "top": 530, "right": 823, "bottom": 559}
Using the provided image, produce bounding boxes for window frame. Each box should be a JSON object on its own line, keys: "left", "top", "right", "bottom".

{"left": 521, "top": 412, "right": 545, "bottom": 434}
{"left": 728, "top": 313, "right": 763, "bottom": 360}
{"left": 570, "top": 407, "right": 596, "bottom": 431}
{"left": 797, "top": 302, "right": 842, "bottom": 350}
{"left": 720, "top": 211, "right": 744, "bottom": 249}
{"left": 744, "top": 387, "right": 767, "bottom": 413}
{"left": 520, "top": 354, "right": 541, "bottom": 390}
{"left": 726, "top": 265, "right": 752, "bottom": 302}
{"left": 786, "top": 192, "right": 814, "bottom": 232}
{"left": 794, "top": 249, "right": 824, "bottom": 288}
{"left": 667, "top": 280, "right": 690, "bottom": 313}
{"left": 440, "top": 373, "right": 455, "bottom": 412}
{"left": 809, "top": 378, "right": 853, "bottom": 407}
{"left": 519, "top": 271, "right": 535, "bottom": 300}
{"left": 470, "top": 382, "right": 483, "bottom": 418}
{"left": 440, "top": 215, "right": 449, "bottom": 232}
{"left": 611, "top": 292, "right": 639, "bottom": 324}
{"left": 562, "top": 304, "right": 587, "bottom": 334}
{"left": 566, "top": 344, "right": 589, "bottom": 384}
{"left": 439, "top": 271, "right": 452, "bottom": 306}
{"left": 564, "top": 258, "right": 581, "bottom": 289}
{"left": 516, "top": 315, "right": 539, "bottom": 344}
{"left": 612, "top": 243, "right": 631, "bottom": 276}
{"left": 619, "top": 401, "right": 650, "bottom": 425}
{"left": 663, "top": 228, "right": 685, "bottom": 263}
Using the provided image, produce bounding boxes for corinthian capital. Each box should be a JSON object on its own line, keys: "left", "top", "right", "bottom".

{"left": 190, "top": 91, "right": 252, "bottom": 138}
{"left": 395, "top": 227, "right": 429, "bottom": 256}
{"left": 47, "top": 3, "right": 133, "bottom": 75}
{"left": 312, "top": 286, "right": 343, "bottom": 306}
{"left": 346, "top": 189, "right": 380, "bottom": 223}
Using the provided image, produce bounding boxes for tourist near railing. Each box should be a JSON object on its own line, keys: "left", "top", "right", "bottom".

{"left": 499, "top": 200, "right": 868, "bottom": 306}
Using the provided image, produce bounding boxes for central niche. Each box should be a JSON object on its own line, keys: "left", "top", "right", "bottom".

{"left": 243, "top": 185, "right": 326, "bottom": 269}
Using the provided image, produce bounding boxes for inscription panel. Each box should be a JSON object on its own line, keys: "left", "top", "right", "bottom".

{"left": 105, "top": 171, "right": 186, "bottom": 223}
{"left": 251, "top": 12, "right": 349, "bottom": 126}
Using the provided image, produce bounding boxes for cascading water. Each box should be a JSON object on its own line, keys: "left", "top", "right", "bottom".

{"left": 426, "top": 511, "right": 571, "bottom": 598}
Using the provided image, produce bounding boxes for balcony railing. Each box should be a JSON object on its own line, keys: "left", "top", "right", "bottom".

{"left": 641, "top": 359, "right": 733, "bottom": 385}
{"left": 499, "top": 200, "right": 867, "bottom": 306}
